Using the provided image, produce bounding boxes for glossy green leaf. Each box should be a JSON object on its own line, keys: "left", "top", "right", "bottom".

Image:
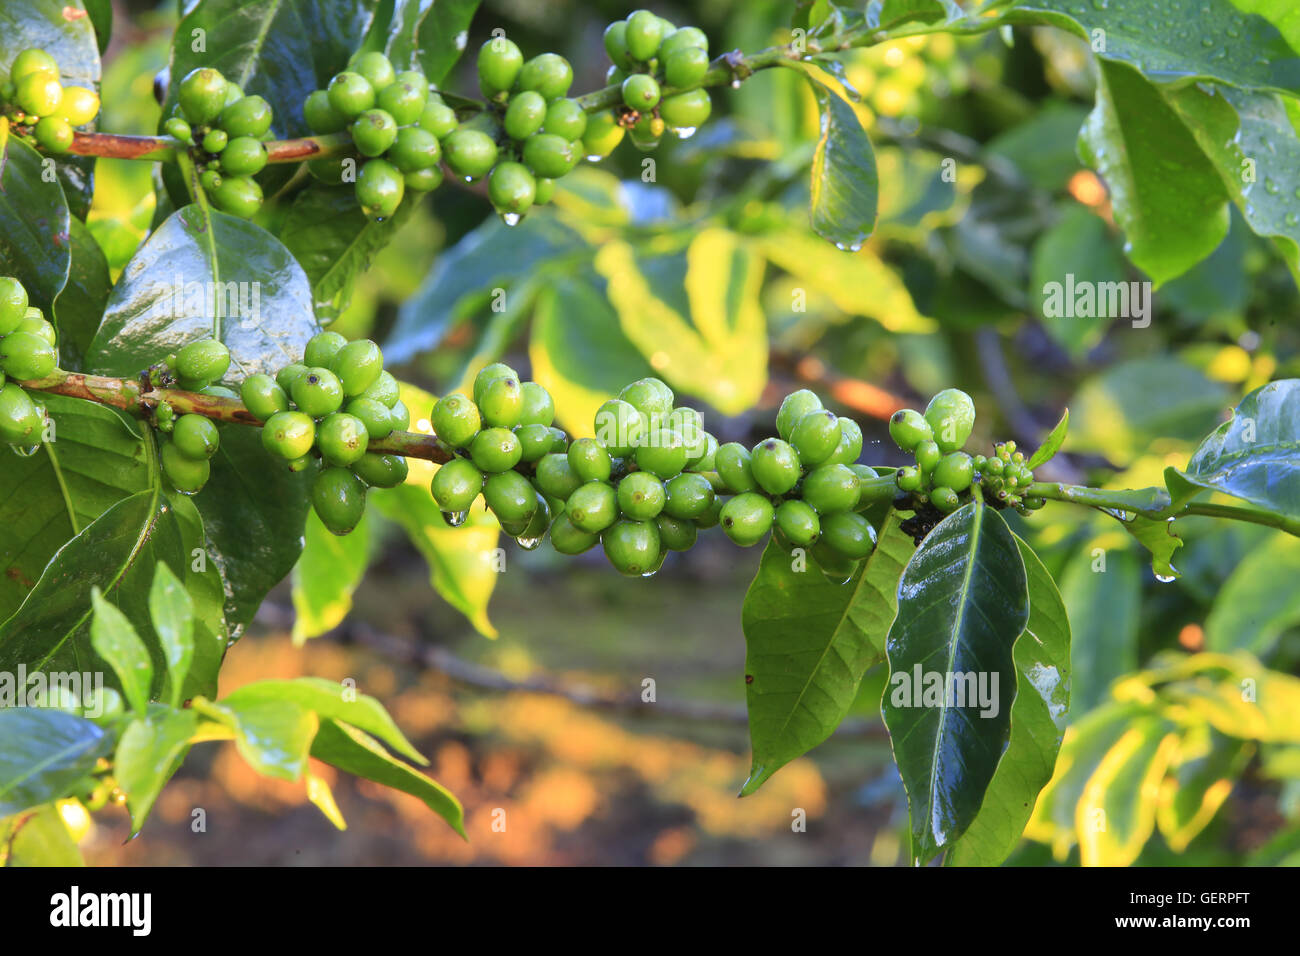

{"left": 0, "top": 394, "right": 151, "bottom": 622}
{"left": 1163, "top": 85, "right": 1300, "bottom": 283}
{"left": 1, "top": 804, "right": 84, "bottom": 866}
{"left": 87, "top": 205, "right": 319, "bottom": 381}
{"left": 164, "top": 492, "right": 228, "bottom": 701}
{"left": 0, "top": 137, "right": 71, "bottom": 314}
{"left": 865, "top": 0, "right": 964, "bottom": 29}
{"left": 198, "top": 696, "right": 318, "bottom": 781}
{"left": 90, "top": 588, "right": 154, "bottom": 715}
{"left": 1205, "top": 532, "right": 1300, "bottom": 656}
{"left": 882, "top": 499, "right": 1029, "bottom": 863}
{"left": 529, "top": 274, "right": 654, "bottom": 438}
{"left": 279, "top": 183, "right": 419, "bottom": 322}
{"left": 1076, "top": 715, "right": 1179, "bottom": 866}
{"left": 741, "top": 511, "right": 914, "bottom": 796}
{"left": 949, "top": 537, "right": 1071, "bottom": 866}
{"left": 1172, "top": 378, "right": 1300, "bottom": 520}
{"left": 1059, "top": 545, "right": 1140, "bottom": 713}
{"left": 0, "top": 710, "right": 110, "bottom": 817}
{"left": 1079, "top": 60, "right": 1229, "bottom": 285}
{"left": 114, "top": 707, "right": 198, "bottom": 834}
{"left": 292, "top": 508, "right": 371, "bottom": 643}
{"left": 311, "top": 718, "right": 465, "bottom": 838}
{"left": 84, "top": 0, "right": 112, "bottom": 54}
{"left": 53, "top": 217, "right": 112, "bottom": 373}
{"left": 595, "top": 229, "right": 767, "bottom": 415}
{"left": 383, "top": 0, "right": 480, "bottom": 84}
{"left": 221, "top": 676, "right": 425, "bottom": 764}
{"left": 149, "top": 563, "right": 194, "bottom": 707}
{"left": 806, "top": 78, "right": 878, "bottom": 250}
{"left": 168, "top": 0, "right": 377, "bottom": 138}
{"left": 1030, "top": 205, "right": 1130, "bottom": 356}
{"left": 1117, "top": 514, "right": 1184, "bottom": 580}
{"left": 1010, "top": 0, "right": 1300, "bottom": 94}
{"left": 1156, "top": 724, "right": 1251, "bottom": 853}
{"left": 1027, "top": 407, "right": 1070, "bottom": 470}
{"left": 387, "top": 215, "right": 588, "bottom": 363}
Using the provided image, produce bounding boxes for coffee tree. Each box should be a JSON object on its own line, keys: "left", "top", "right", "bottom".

{"left": 1, "top": 0, "right": 1299, "bottom": 866}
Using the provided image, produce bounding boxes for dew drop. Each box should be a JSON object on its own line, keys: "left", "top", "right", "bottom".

{"left": 443, "top": 510, "right": 468, "bottom": 527}
{"left": 501, "top": 212, "right": 522, "bottom": 226}
{"left": 454, "top": 31, "right": 468, "bottom": 51}
{"left": 1154, "top": 572, "right": 1176, "bottom": 583}
{"left": 10, "top": 443, "right": 42, "bottom": 457}
{"left": 730, "top": 78, "right": 741, "bottom": 89}
{"left": 516, "top": 535, "right": 541, "bottom": 550}
{"left": 672, "top": 126, "right": 697, "bottom": 139}
{"left": 585, "top": 153, "right": 606, "bottom": 163}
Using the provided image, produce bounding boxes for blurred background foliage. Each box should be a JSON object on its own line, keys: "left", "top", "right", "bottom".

{"left": 68, "top": 0, "right": 1300, "bottom": 865}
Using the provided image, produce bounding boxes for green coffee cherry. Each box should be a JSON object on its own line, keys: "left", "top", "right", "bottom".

{"left": 635, "top": 429, "right": 688, "bottom": 480}
{"left": 659, "top": 90, "right": 711, "bottom": 130}
{"left": 313, "top": 467, "right": 367, "bottom": 535}
{"left": 914, "top": 439, "right": 942, "bottom": 475}
{"left": 802, "top": 464, "right": 860, "bottom": 515}
{"left": 896, "top": 466, "right": 922, "bottom": 493}
{"left": 220, "top": 95, "right": 273, "bottom": 138}
{"left": 581, "top": 110, "right": 625, "bottom": 159}
{"left": 568, "top": 438, "right": 612, "bottom": 483}
{"left": 603, "top": 21, "right": 633, "bottom": 68}
{"left": 621, "top": 74, "right": 661, "bottom": 112}
{"left": 262, "top": 411, "right": 316, "bottom": 459}
{"left": 161, "top": 443, "right": 210, "bottom": 495}
{"left": 345, "top": 398, "right": 393, "bottom": 440}
{"left": 276, "top": 363, "right": 310, "bottom": 394}
{"left": 317, "top": 412, "right": 369, "bottom": 466}
{"left": 405, "top": 166, "right": 444, "bottom": 192}
{"left": 0, "top": 383, "right": 44, "bottom": 444}
{"left": 470, "top": 427, "right": 522, "bottom": 473}
{"left": 35, "top": 116, "right": 74, "bottom": 153}
{"left": 515, "top": 423, "right": 553, "bottom": 462}
{"left": 790, "top": 409, "right": 841, "bottom": 468}
{"left": 361, "top": 370, "right": 400, "bottom": 409}
{"left": 518, "top": 382, "right": 555, "bottom": 426}
{"left": 432, "top": 458, "right": 484, "bottom": 512}
{"left": 657, "top": 514, "right": 697, "bottom": 552}
{"left": 661, "top": 27, "right": 709, "bottom": 58}
{"left": 443, "top": 128, "right": 498, "bottom": 179}
{"left": 618, "top": 471, "right": 667, "bottom": 520}
{"left": 0, "top": 331, "right": 56, "bottom": 381}
{"left": 165, "top": 115, "right": 194, "bottom": 143}
{"left": 178, "top": 68, "right": 227, "bottom": 125}
{"left": 776, "top": 499, "right": 821, "bottom": 546}
{"left": 211, "top": 176, "right": 263, "bottom": 218}
{"left": 567, "top": 481, "right": 619, "bottom": 533}
{"left": 602, "top": 519, "right": 661, "bottom": 576}
{"left": 618, "top": 377, "right": 674, "bottom": 421}
{"left": 663, "top": 47, "right": 711, "bottom": 89}
{"left": 11, "top": 49, "right": 58, "bottom": 84}
{"left": 351, "top": 109, "right": 398, "bottom": 157}
{"left": 303, "top": 331, "right": 347, "bottom": 369}
{"left": 219, "top": 137, "right": 267, "bottom": 177}
{"left": 504, "top": 90, "right": 547, "bottom": 141}
{"left": 625, "top": 10, "right": 664, "bottom": 61}
{"left": 820, "top": 512, "right": 877, "bottom": 559}
{"left": 303, "top": 89, "right": 348, "bottom": 133}
{"left": 694, "top": 496, "right": 724, "bottom": 530}
{"left": 825, "top": 417, "right": 863, "bottom": 466}
{"left": 932, "top": 452, "right": 974, "bottom": 493}
{"left": 488, "top": 162, "right": 536, "bottom": 218}
{"left": 292, "top": 367, "right": 344, "bottom": 417}
{"left": 663, "top": 472, "right": 714, "bottom": 520}
{"left": 477, "top": 38, "right": 524, "bottom": 97}
{"left": 376, "top": 72, "right": 428, "bottom": 126}
{"left": 721, "top": 492, "right": 775, "bottom": 547}
{"left": 551, "top": 513, "right": 599, "bottom": 555}
{"left": 484, "top": 470, "right": 537, "bottom": 523}
{"left": 715, "top": 442, "right": 757, "bottom": 494}
{"left": 932, "top": 486, "right": 961, "bottom": 513}
{"left": 924, "top": 388, "right": 976, "bottom": 453}
{"left": 776, "top": 389, "right": 823, "bottom": 441}
{"left": 0, "top": 278, "right": 30, "bottom": 336}
{"left": 473, "top": 362, "right": 518, "bottom": 405}
{"left": 356, "top": 158, "right": 405, "bottom": 221}
{"left": 534, "top": 452, "right": 582, "bottom": 500}
{"left": 327, "top": 72, "right": 375, "bottom": 119}
{"left": 593, "top": 399, "right": 646, "bottom": 457}
{"left": 888, "top": 408, "right": 932, "bottom": 452}
{"left": 521, "top": 133, "right": 576, "bottom": 179}
{"left": 332, "top": 339, "right": 384, "bottom": 397}
{"left": 350, "top": 51, "right": 396, "bottom": 91}
{"left": 176, "top": 338, "right": 230, "bottom": 385}
{"left": 750, "top": 438, "right": 801, "bottom": 495}
{"left": 432, "top": 392, "right": 481, "bottom": 448}
{"left": 172, "top": 414, "right": 219, "bottom": 460}
{"left": 478, "top": 375, "right": 524, "bottom": 428}
{"left": 542, "top": 99, "right": 587, "bottom": 141}
{"left": 352, "top": 452, "right": 408, "bottom": 488}
{"left": 418, "top": 100, "right": 459, "bottom": 138}
{"left": 518, "top": 53, "right": 573, "bottom": 100}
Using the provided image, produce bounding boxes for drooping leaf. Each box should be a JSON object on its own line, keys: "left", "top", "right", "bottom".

{"left": 806, "top": 78, "right": 878, "bottom": 250}
{"left": 948, "top": 537, "right": 1071, "bottom": 866}
{"left": 196, "top": 696, "right": 318, "bottom": 781}
{"left": 149, "top": 563, "right": 194, "bottom": 707}
{"left": 291, "top": 508, "right": 371, "bottom": 643}
{"left": 1027, "top": 407, "right": 1070, "bottom": 470}
{"left": 740, "top": 511, "right": 914, "bottom": 796}
{"left": 86, "top": 205, "right": 319, "bottom": 382}
{"left": 0, "top": 710, "right": 110, "bottom": 817}
{"left": 1058, "top": 545, "right": 1140, "bottom": 713}
{"left": 1115, "top": 513, "right": 1183, "bottom": 580}
{"left": 1078, "top": 60, "right": 1229, "bottom": 286}
{"left": 52, "top": 217, "right": 112, "bottom": 372}
{"left": 311, "top": 718, "right": 465, "bottom": 838}
{"left": 882, "top": 499, "right": 1029, "bottom": 863}
{"left": 114, "top": 707, "right": 199, "bottom": 834}
{"left": 164, "top": 492, "right": 228, "bottom": 700}
{"left": 0, "top": 137, "right": 71, "bottom": 314}
{"left": 89, "top": 588, "right": 154, "bottom": 715}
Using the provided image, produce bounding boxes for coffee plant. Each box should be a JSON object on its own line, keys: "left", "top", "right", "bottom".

{"left": 1, "top": 0, "right": 1300, "bottom": 867}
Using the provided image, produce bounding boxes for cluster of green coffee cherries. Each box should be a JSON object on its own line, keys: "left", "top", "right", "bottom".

{"left": 161, "top": 68, "right": 275, "bottom": 219}
{"left": 888, "top": 389, "right": 1044, "bottom": 516}
{"left": 601, "top": 9, "right": 714, "bottom": 150}
{"left": 1, "top": 48, "right": 101, "bottom": 154}
{"left": 303, "top": 52, "right": 446, "bottom": 221}
{"left": 427, "top": 370, "right": 883, "bottom": 576}
{"left": 0, "top": 276, "right": 57, "bottom": 449}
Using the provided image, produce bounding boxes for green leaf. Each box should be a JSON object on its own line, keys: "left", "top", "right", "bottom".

{"left": 865, "top": 0, "right": 964, "bottom": 30}
{"left": 1027, "top": 407, "right": 1069, "bottom": 470}
{"left": 986, "top": 103, "right": 1090, "bottom": 192}
{"left": 221, "top": 676, "right": 425, "bottom": 765}
{"left": 1117, "top": 514, "right": 1184, "bottom": 580}
{"left": 0, "top": 137, "right": 71, "bottom": 314}
{"left": 86, "top": 205, "right": 320, "bottom": 381}
{"left": 197, "top": 696, "right": 318, "bottom": 781}
{"left": 1078, "top": 60, "right": 1229, "bottom": 286}
{"left": 387, "top": 215, "right": 588, "bottom": 363}
{"left": 149, "top": 563, "right": 194, "bottom": 708}
{"left": 0, "top": 710, "right": 110, "bottom": 817}
{"left": 758, "top": 229, "right": 936, "bottom": 334}
{"left": 382, "top": 0, "right": 481, "bottom": 84}
{"left": 1156, "top": 725, "right": 1250, "bottom": 853}
{"left": 740, "top": 511, "right": 915, "bottom": 796}
{"left": 1159, "top": 656, "right": 1300, "bottom": 742}
{"left": 193, "top": 424, "right": 314, "bottom": 635}
{"left": 84, "top": 0, "right": 112, "bottom": 54}
{"left": 1009, "top": 0, "right": 1300, "bottom": 95}
{"left": 279, "top": 183, "right": 419, "bottom": 322}
{"left": 371, "top": 481, "right": 499, "bottom": 638}
{"left": 0, "top": 394, "right": 151, "bottom": 622}
{"left": 1068, "top": 357, "right": 1229, "bottom": 462}
{"left": 881, "top": 498, "right": 1029, "bottom": 863}
{"left": 168, "top": 0, "right": 377, "bottom": 138}
{"left": 529, "top": 274, "right": 654, "bottom": 438}
{"left": 1172, "top": 378, "right": 1300, "bottom": 520}
{"left": 1076, "top": 715, "right": 1179, "bottom": 866}
{"left": 311, "top": 718, "right": 465, "bottom": 838}
{"left": 1030, "top": 205, "right": 1131, "bottom": 356}
{"left": 1162, "top": 85, "right": 1300, "bottom": 283}
{"left": 1059, "top": 545, "right": 1140, "bottom": 714}
{"left": 1205, "top": 531, "right": 1300, "bottom": 656}
{"left": 948, "top": 536, "right": 1071, "bottom": 866}
{"left": 90, "top": 588, "right": 154, "bottom": 715}
{"left": 114, "top": 707, "right": 198, "bottom": 834}
{"left": 291, "top": 508, "right": 371, "bottom": 643}
{"left": 53, "top": 217, "right": 112, "bottom": 373}
{"left": 1, "top": 803, "right": 84, "bottom": 866}
{"left": 594, "top": 229, "right": 767, "bottom": 415}
{"left": 806, "top": 78, "right": 878, "bottom": 250}
{"left": 164, "top": 492, "right": 228, "bottom": 700}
